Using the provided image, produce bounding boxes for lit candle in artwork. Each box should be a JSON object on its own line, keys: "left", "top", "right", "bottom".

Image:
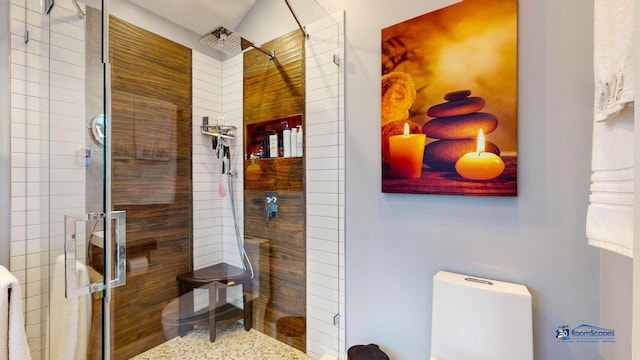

{"left": 454, "top": 129, "right": 505, "bottom": 180}
{"left": 389, "top": 122, "right": 426, "bottom": 178}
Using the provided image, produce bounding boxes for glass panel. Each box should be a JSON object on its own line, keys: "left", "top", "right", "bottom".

{"left": 106, "top": 14, "right": 194, "bottom": 359}
{"left": 297, "top": 5, "right": 344, "bottom": 358}
{"left": 45, "top": 1, "right": 106, "bottom": 359}
{"left": 0, "top": 0, "right": 11, "bottom": 272}
{"left": 240, "top": 2, "right": 344, "bottom": 358}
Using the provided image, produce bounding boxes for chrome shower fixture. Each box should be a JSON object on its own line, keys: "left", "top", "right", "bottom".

{"left": 201, "top": 116, "right": 236, "bottom": 140}
{"left": 71, "top": 0, "right": 85, "bottom": 18}
{"left": 200, "top": 26, "right": 275, "bottom": 60}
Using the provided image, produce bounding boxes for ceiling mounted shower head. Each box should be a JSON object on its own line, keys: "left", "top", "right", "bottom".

{"left": 200, "top": 26, "right": 251, "bottom": 55}
{"left": 200, "top": 26, "right": 275, "bottom": 60}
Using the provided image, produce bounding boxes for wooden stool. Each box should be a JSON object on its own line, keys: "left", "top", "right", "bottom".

{"left": 174, "top": 263, "right": 253, "bottom": 342}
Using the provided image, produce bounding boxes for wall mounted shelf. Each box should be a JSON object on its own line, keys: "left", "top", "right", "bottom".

{"left": 201, "top": 124, "right": 237, "bottom": 140}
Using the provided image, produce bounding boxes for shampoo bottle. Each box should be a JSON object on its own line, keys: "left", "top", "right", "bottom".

{"left": 290, "top": 126, "right": 298, "bottom": 157}
{"left": 282, "top": 121, "right": 291, "bottom": 157}
{"left": 269, "top": 129, "right": 278, "bottom": 158}
{"left": 296, "top": 125, "right": 303, "bottom": 157}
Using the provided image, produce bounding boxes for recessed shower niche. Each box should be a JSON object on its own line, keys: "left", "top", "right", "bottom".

{"left": 245, "top": 114, "right": 303, "bottom": 159}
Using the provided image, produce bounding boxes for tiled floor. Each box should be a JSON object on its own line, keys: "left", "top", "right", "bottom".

{"left": 130, "top": 324, "right": 314, "bottom": 360}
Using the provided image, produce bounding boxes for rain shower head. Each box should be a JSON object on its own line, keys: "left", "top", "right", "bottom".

{"left": 200, "top": 26, "right": 275, "bottom": 60}
{"left": 200, "top": 26, "right": 250, "bottom": 55}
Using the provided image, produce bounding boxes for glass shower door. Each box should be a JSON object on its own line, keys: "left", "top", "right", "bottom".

{"left": 49, "top": 3, "right": 192, "bottom": 358}
{"left": 45, "top": 1, "right": 121, "bottom": 359}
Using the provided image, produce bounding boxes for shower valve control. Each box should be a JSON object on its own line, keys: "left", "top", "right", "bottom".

{"left": 265, "top": 192, "right": 278, "bottom": 220}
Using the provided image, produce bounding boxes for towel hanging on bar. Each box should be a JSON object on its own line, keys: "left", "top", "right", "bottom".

{"left": 0, "top": 265, "right": 32, "bottom": 360}
{"left": 587, "top": 0, "right": 635, "bottom": 257}
{"left": 593, "top": 0, "right": 634, "bottom": 121}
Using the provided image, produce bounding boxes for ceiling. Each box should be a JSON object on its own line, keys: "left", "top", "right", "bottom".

{"left": 128, "top": 0, "right": 257, "bottom": 35}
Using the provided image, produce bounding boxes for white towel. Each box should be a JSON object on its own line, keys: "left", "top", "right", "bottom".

{"left": 593, "top": 0, "right": 635, "bottom": 122}
{"left": 46, "top": 255, "right": 92, "bottom": 360}
{"left": 588, "top": 0, "right": 635, "bottom": 257}
{"left": 0, "top": 266, "right": 32, "bottom": 360}
{"left": 587, "top": 107, "right": 634, "bottom": 257}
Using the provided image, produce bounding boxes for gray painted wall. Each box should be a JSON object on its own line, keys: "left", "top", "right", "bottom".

{"left": 239, "top": 0, "right": 628, "bottom": 358}
{"left": 326, "top": 0, "right": 608, "bottom": 358}
{"left": 0, "top": 0, "right": 10, "bottom": 268}
{"left": 600, "top": 251, "right": 631, "bottom": 359}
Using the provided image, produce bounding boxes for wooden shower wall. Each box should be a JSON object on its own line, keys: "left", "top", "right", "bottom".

{"left": 243, "top": 30, "right": 306, "bottom": 351}
{"left": 109, "top": 16, "right": 192, "bottom": 359}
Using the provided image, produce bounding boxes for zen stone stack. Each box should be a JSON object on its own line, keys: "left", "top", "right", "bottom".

{"left": 422, "top": 90, "right": 501, "bottom": 171}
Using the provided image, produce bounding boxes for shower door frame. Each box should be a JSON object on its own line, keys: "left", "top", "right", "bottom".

{"left": 102, "top": 1, "right": 116, "bottom": 357}
{"left": 47, "top": 0, "right": 121, "bottom": 358}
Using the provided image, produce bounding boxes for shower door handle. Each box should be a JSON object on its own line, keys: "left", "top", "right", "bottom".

{"left": 63, "top": 211, "right": 126, "bottom": 299}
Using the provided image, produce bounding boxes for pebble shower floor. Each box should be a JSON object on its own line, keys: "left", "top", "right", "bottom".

{"left": 130, "top": 323, "right": 313, "bottom": 360}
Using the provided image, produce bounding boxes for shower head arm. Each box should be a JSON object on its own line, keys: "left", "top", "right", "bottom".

{"left": 252, "top": 45, "right": 276, "bottom": 60}
{"left": 200, "top": 26, "right": 276, "bottom": 60}
{"left": 284, "top": 0, "right": 307, "bottom": 38}
{"left": 71, "top": 0, "right": 86, "bottom": 19}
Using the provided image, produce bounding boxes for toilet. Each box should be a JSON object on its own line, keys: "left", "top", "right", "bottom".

{"left": 430, "top": 271, "right": 533, "bottom": 360}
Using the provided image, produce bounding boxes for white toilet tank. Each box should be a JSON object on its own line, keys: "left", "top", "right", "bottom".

{"left": 430, "top": 271, "right": 533, "bottom": 360}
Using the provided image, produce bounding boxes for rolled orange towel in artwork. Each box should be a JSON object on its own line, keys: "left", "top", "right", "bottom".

{"left": 381, "top": 72, "right": 416, "bottom": 126}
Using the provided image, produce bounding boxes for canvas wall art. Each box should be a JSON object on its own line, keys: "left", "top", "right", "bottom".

{"left": 381, "top": 0, "right": 518, "bottom": 196}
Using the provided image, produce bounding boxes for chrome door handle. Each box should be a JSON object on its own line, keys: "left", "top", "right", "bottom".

{"left": 63, "top": 211, "right": 126, "bottom": 299}
{"left": 108, "top": 210, "right": 127, "bottom": 289}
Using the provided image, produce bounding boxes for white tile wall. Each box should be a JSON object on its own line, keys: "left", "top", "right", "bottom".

{"left": 221, "top": 54, "right": 245, "bottom": 269}
{"left": 9, "top": 0, "right": 87, "bottom": 358}
{"left": 305, "top": 11, "right": 345, "bottom": 359}
{"left": 192, "top": 50, "right": 224, "bottom": 270}
{"left": 10, "top": 0, "right": 41, "bottom": 357}
{"left": 192, "top": 50, "right": 246, "bottom": 271}
{"left": 192, "top": 51, "right": 244, "bottom": 303}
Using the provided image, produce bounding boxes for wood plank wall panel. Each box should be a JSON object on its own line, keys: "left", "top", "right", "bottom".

{"left": 243, "top": 30, "right": 306, "bottom": 351}
{"left": 244, "top": 30, "right": 305, "bottom": 125}
{"left": 109, "top": 16, "right": 192, "bottom": 359}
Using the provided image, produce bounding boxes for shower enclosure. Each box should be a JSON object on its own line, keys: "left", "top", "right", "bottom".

{"left": 6, "top": 0, "right": 343, "bottom": 358}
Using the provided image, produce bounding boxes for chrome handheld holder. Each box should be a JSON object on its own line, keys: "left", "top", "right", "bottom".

{"left": 201, "top": 124, "right": 237, "bottom": 140}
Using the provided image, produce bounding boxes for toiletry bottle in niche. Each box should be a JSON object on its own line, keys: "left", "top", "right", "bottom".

{"left": 269, "top": 129, "right": 278, "bottom": 158}
{"left": 251, "top": 126, "right": 261, "bottom": 158}
{"left": 257, "top": 125, "right": 269, "bottom": 158}
{"left": 278, "top": 127, "right": 284, "bottom": 157}
{"left": 282, "top": 121, "right": 291, "bottom": 157}
{"left": 290, "top": 126, "right": 298, "bottom": 157}
{"left": 296, "top": 125, "right": 303, "bottom": 156}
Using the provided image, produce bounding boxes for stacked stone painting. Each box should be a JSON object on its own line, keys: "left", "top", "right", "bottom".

{"left": 381, "top": 0, "right": 518, "bottom": 196}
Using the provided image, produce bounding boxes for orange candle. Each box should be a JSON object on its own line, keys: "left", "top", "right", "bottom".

{"left": 455, "top": 129, "right": 505, "bottom": 180}
{"left": 389, "top": 123, "right": 426, "bottom": 178}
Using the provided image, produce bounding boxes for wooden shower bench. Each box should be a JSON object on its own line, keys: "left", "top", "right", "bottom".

{"left": 166, "top": 263, "right": 253, "bottom": 342}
